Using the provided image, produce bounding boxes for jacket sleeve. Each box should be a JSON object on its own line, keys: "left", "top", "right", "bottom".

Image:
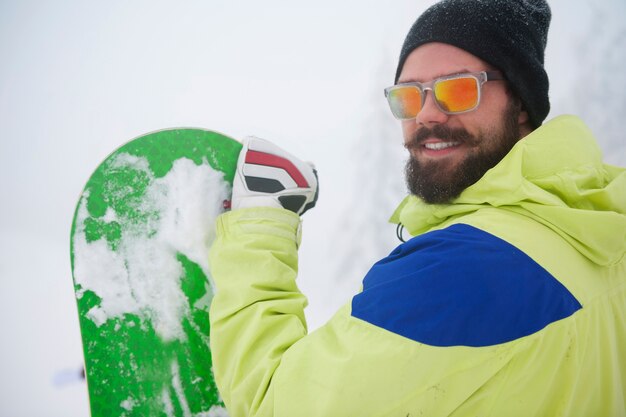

{"left": 208, "top": 207, "right": 307, "bottom": 417}
{"left": 207, "top": 208, "right": 519, "bottom": 417}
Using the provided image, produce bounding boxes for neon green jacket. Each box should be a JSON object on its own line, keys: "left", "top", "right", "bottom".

{"left": 209, "top": 115, "right": 626, "bottom": 417}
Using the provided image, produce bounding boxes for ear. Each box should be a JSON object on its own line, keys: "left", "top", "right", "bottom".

{"left": 518, "top": 108, "right": 530, "bottom": 125}
{"left": 517, "top": 104, "right": 534, "bottom": 137}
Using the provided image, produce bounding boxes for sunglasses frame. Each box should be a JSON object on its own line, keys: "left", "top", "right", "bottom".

{"left": 384, "top": 71, "right": 504, "bottom": 120}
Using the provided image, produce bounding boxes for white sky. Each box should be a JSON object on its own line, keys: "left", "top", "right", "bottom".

{"left": 0, "top": 1, "right": 624, "bottom": 416}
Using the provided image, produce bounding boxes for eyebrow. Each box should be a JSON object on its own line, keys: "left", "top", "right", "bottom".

{"left": 398, "top": 68, "right": 473, "bottom": 84}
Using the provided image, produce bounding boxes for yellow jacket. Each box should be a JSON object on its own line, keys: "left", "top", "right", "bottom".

{"left": 209, "top": 115, "right": 626, "bottom": 416}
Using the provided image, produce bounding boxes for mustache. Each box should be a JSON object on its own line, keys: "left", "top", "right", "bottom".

{"left": 405, "top": 125, "right": 477, "bottom": 150}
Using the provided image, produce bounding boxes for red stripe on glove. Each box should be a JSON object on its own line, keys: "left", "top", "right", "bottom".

{"left": 245, "top": 150, "right": 310, "bottom": 188}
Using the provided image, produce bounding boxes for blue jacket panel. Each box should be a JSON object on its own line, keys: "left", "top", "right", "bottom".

{"left": 351, "top": 224, "right": 582, "bottom": 347}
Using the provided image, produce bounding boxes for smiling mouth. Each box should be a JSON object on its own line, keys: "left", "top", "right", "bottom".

{"left": 423, "top": 141, "right": 461, "bottom": 150}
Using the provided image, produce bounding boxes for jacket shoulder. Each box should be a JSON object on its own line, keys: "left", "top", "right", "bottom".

{"left": 351, "top": 224, "right": 582, "bottom": 347}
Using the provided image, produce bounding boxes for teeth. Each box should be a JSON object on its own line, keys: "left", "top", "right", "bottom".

{"left": 424, "top": 142, "right": 459, "bottom": 150}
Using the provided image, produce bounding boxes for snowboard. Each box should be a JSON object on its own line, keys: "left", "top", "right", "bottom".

{"left": 70, "top": 128, "right": 241, "bottom": 417}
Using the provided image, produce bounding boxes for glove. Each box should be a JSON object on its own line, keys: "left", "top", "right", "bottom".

{"left": 230, "top": 136, "right": 319, "bottom": 216}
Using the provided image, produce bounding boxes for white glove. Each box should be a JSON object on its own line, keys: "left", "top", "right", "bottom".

{"left": 230, "top": 136, "right": 319, "bottom": 216}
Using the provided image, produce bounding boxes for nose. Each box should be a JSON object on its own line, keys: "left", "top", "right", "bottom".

{"left": 414, "top": 90, "right": 449, "bottom": 126}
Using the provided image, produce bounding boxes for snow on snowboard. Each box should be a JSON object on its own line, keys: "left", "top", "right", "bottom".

{"left": 70, "top": 128, "right": 241, "bottom": 416}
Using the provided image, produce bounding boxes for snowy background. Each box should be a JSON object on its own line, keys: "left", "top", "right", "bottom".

{"left": 1, "top": 1, "right": 624, "bottom": 416}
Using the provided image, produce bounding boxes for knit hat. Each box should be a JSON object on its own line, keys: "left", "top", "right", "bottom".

{"left": 395, "top": 0, "right": 551, "bottom": 128}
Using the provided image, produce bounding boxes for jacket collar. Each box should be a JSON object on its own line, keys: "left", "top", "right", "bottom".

{"left": 390, "top": 115, "right": 626, "bottom": 266}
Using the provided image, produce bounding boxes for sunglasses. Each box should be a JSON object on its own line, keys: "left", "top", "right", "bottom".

{"left": 384, "top": 71, "right": 504, "bottom": 120}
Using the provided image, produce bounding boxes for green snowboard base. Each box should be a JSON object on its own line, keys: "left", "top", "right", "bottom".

{"left": 70, "top": 128, "right": 241, "bottom": 417}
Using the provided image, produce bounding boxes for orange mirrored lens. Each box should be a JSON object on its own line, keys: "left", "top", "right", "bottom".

{"left": 388, "top": 87, "right": 422, "bottom": 119}
{"left": 434, "top": 77, "right": 478, "bottom": 112}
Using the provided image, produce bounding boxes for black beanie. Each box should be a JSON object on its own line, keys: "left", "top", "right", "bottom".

{"left": 395, "top": 0, "right": 551, "bottom": 128}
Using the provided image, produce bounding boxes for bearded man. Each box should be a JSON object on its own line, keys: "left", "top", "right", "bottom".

{"left": 207, "top": 1, "right": 626, "bottom": 416}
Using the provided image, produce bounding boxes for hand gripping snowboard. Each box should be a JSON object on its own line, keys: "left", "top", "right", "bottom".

{"left": 70, "top": 129, "right": 241, "bottom": 417}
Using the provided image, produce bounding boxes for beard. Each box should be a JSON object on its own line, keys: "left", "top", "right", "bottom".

{"left": 405, "top": 101, "right": 522, "bottom": 204}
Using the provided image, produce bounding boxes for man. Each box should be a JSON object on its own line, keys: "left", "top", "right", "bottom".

{"left": 208, "top": 1, "right": 626, "bottom": 416}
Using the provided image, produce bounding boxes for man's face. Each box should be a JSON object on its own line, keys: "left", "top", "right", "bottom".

{"left": 398, "top": 42, "right": 530, "bottom": 204}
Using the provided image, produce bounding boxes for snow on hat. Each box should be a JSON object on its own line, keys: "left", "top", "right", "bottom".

{"left": 395, "top": 0, "right": 551, "bottom": 128}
